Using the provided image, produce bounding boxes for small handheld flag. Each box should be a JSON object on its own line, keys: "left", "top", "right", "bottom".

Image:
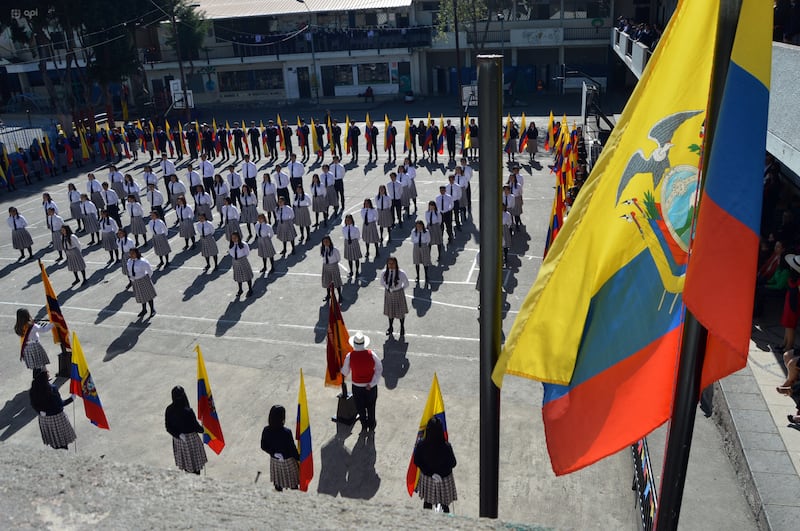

{"left": 196, "top": 345, "right": 225, "bottom": 454}
{"left": 70, "top": 332, "right": 110, "bottom": 429}
{"left": 296, "top": 368, "right": 313, "bottom": 491}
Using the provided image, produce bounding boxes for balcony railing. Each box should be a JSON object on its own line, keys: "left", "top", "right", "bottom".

{"left": 564, "top": 26, "right": 609, "bottom": 40}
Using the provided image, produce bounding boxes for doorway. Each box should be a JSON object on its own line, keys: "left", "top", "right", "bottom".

{"left": 297, "top": 67, "right": 311, "bottom": 99}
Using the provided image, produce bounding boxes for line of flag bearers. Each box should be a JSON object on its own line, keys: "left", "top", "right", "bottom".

{"left": 17, "top": 262, "right": 457, "bottom": 510}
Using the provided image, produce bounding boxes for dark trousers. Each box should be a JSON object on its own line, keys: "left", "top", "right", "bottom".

{"left": 441, "top": 210, "right": 454, "bottom": 241}
{"left": 203, "top": 177, "right": 214, "bottom": 196}
{"left": 175, "top": 141, "right": 183, "bottom": 159}
{"left": 268, "top": 140, "right": 278, "bottom": 159}
{"left": 250, "top": 137, "right": 261, "bottom": 159}
{"left": 447, "top": 141, "right": 456, "bottom": 159}
{"left": 352, "top": 384, "right": 377, "bottom": 429}
{"left": 387, "top": 143, "right": 396, "bottom": 161}
{"left": 189, "top": 144, "right": 197, "bottom": 160}
{"left": 203, "top": 141, "right": 214, "bottom": 158}
{"left": 234, "top": 141, "right": 245, "bottom": 160}
{"left": 464, "top": 183, "right": 472, "bottom": 213}
{"left": 453, "top": 200, "right": 461, "bottom": 227}
{"left": 106, "top": 204, "right": 122, "bottom": 227}
{"left": 391, "top": 199, "right": 402, "bottom": 226}
{"left": 351, "top": 142, "right": 359, "bottom": 160}
{"left": 219, "top": 143, "right": 229, "bottom": 160}
{"left": 334, "top": 179, "right": 345, "bottom": 208}
{"left": 229, "top": 187, "right": 241, "bottom": 207}
{"left": 290, "top": 177, "right": 302, "bottom": 193}
{"left": 333, "top": 138, "right": 342, "bottom": 158}
{"left": 245, "top": 177, "right": 257, "bottom": 198}
{"left": 411, "top": 142, "right": 417, "bottom": 160}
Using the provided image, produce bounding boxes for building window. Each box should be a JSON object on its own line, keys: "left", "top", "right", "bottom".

{"left": 334, "top": 65, "right": 354, "bottom": 86}
{"left": 357, "top": 63, "right": 390, "bottom": 84}
{"left": 218, "top": 69, "right": 284, "bottom": 92}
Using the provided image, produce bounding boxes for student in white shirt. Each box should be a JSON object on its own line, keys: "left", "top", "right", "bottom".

{"left": 446, "top": 174, "right": 463, "bottom": 229}
{"left": 261, "top": 173, "right": 278, "bottom": 223}
{"left": 411, "top": 220, "right": 432, "bottom": 284}
{"left": 148, "top": 211, "right": 171, "bottom": 267}
{"left": 320, "top": 164, "right": 338, "bottom": 216}
{"left": 127, "top": 195, "right": 147, "bottom": 246}
{"left": 374, "top": 185, "right": 392, "bottom": 243}
{"left": 380, "top": 255, "right": 410, "bottom": 337}
{"left": 123, "top": 174, "right": 141, "bottom": 202}
{"left": 320, "top": 235, "right": 343, "bottom": 302}
{"left": 174, "top": 196, "right": 196, "bottom": 250}
{"left": 239, "top": 184, "right": 258, "bottom": 240}
{"left": 273, "top": 164, "right": 291, "bottom": 206}
{"left": 226, "top": 165, "right": 243, "bottom": 207}
{"left": 185, "top": 163, "right": 203, "bottom": 192}
{"left": 502, "top": 205, "right": 513, "bottom": 268}
{"left": 331, "top": 155, "right": 346, "bottom": 210}
{"left": 127, "top": 247, "right": 156, "bottom": 317}
{"left": 167, "top": 175, "right": 187, "bottom": 214}
{"left": 310, "top": 174, "right": 329, "bottom": 227}
{"left": 79, "top": 194, "right": 101, "bottom": 245}
{"left": 425, "top": 200, "right": 444, "bottom": 261}
{"left": 47, "top": 207, "right": 65, "bottom": 261}
{"left": 146, "top": 183, "right": 165, "bottom": 220}
{"left": 275, "top": 196, "right": 296, "bottom": 255}
{"left": 67, "top": 183, "right": 83, "bottom": 232}
{"left": 229, "top": 231, "right": 254, "bottom": 297}
{"left": 7, "top": 207, "right": 34, "bottom": 260}
{"left": 293, "top": 185, "right": 312, "bottom": 243}
{"left": 220, "top": 197, "right": 241, "bottom": 243}
{"left": 403, "top": 157, "right": 418, "bottom": 214}
{"left": 341, "top": 214, "right": 362, "bottom": 279}
{"left": 254, "top": 213, "right": 276, "bottom": 274}
{"left": 116, "top": 228, "right": 136, "bottom": 286}
{"left": 101, "top": 182, "right": 122, "bottom": 227}
{"left": 241, "top": 154, "right": 258, "bottom": 196}
{"left": 99, "top": 209, "right": 120, "bottom": 264}
{"left": 213, "top": 175, "right": 230, "bottom": 221}
{"left": 195, "top": 212, "right": 219, "bottom": 270}
{"left": 160, "top": 153, "right": 176, "bottom": 205}
{"left": 360, "top": 198, "right": 380, "bottom": 259}
{"left": 61, "top": 225, "right": 87, "bottom": 285}
{"left": 193, "top": 185, "right": 214, "bottom": 223}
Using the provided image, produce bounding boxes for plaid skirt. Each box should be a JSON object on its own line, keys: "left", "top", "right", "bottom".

{"left": 312, "top": 194, "right": 328, "bottom": 213}
{"left": 130, "top": 216, "right": 147, "bottom": 236}
{"left": 270, "top": 456, "right": 299, "bottom": 489}
{"left": 412, "top": 244, "right": 432, "bottom": 266}
{"left": 343, "top": 239, "right": 362, "bottom": 260}
{"left": 384, "top": 288, "right": 408, "bottom": 318}
{"left": 90, "top": 192, "right": 104, "bottom": 210}
{"left": 132, "top": 275, "right": 157, "bottom": 303}
{"left": 38, "top": 413, "right": 77, "bottom": 449}
{"left": 428, "top": 223, "right": 443, "bottom": 245}
{"left": 502, "top": 225, "right": 512, "bottom": 249}
{"left": 241, "top": 204, "right": 258, "bottom": 224}
{"left": 294, "top": 206, "right": 311, "bottom": 228}
{"left": 101, "top": 231, "right": 117, "bottom": 251}
{"left": 322, "top": 262, "right": 342, "bottom": 289}
{"left": 152, "top": 233, "right": 171, "bottom": 256}
{"left": 224, "top": 220, "right": 240, "bottom": 242}
{"left": 11, "top": 228, "right": 33, "bottom": 250}
{"left": 196, "top": 204, "right": 213, "bottom": 222}
{"left": 199, "top": 235, "right": 219, "bottom": 257}
{"left": 69, "top": 202, "right": 82, "bottom": 221}
{"left": 215, "top": 193, "right": 229, "bottom": 215}
{"left": 326, "top": 186, "right": 339, "bottom": 208}
{"left": 262, "top": 194, "right": 277, "bottom": 213}
{"left": 400, "top": 187, "right": 411, "bottom": 208}
{"left": 415, "top": 473, "right": 458, "bottom": 506}
{"left": 404, "top": 180, "right": 418, "bottom": 199}
{"left": 83, "top": 213, "right": 100, "bottom": 234}
{"left": 377, "top": 208, "right": 393, "bottom": 229}
{"left": 112, "top": 182, "right": 125, "bottom": 200}
{"left": 276, "top": 221, "right": 296, "bottom": 242}
{"left": 362, "top": 221, "right": 380, "bottom": 244}
{"left": 179, "top": 219, "right": 196, "bottom": 239}
{"left": 257, "top": 236, "right": 276, "bottom": 258}
{"left": 52, "top": 231, "right": 64, "bottom": 252}
{"left": 506, "top": 139, "right": 518, "bottom": 154}
{"left": 510, "top": 196, "right": 523, "bottom": 217}
{"left": 22, "top": 341, "right": 50, "bottom": 369}
{"left": 172, "top": 433, "right": 208, "bottom": 473}
{"left": 65, "top": 247, "right": 86, "bottom": 272}
{"left": 232, "top": 257, "right": 254, "bottom": 282}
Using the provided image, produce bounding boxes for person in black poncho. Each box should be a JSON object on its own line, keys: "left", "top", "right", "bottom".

{"left": 413, "top": 417, "right": 457, "bottom": 513}
{"left": 260, "top": 405, "right": 300, "bottom": 491}
{"left": 164, "top": 386, "right": 207, "bottom": 474}
{"left": 29, "top": 369, "right": 76, "bottom": 450}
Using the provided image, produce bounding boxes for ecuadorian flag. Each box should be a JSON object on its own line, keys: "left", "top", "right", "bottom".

{"left": 296, "top": 369, "right": 313, "bottom": 491}
{"left": 39, "top": 260, "right": 70, "bottom": 349}
{"left": 70, "top": 332, "right": 109, "bottom": 429}
{"left": 197, "top": 345, "right": 225, "bottom": 454}
{"left": 493, "top": 0, "right": 770, "bottom": 475}
{"left": 406, "top": 373, "right": 447, "bottom": 495}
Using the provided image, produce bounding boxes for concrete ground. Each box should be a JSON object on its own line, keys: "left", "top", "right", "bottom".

{"left": 0, "top": 114, "right": 754, "bottom": 529}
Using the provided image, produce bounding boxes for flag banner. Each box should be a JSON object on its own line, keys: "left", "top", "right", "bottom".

{"left": 70, "top": 332, "right": 109, "bottom": 429}
{"left": 65, "top": 142, "right": 74, "bottom": 165}
{"left": 39, "top": 260, "right": 71, "bottom": 349}
{"left": 492, "top": 0, "right": 733, "bottom": 475}
{"left": 277, "top": 115, "right": 286, "bottom": 152}
{"left": 165, "top": 121, "right": 175, "bottom": 157}
{"left": 545, "top": 111, "right": 554, "bottom": 151}
{"left": 344, "top": 115, "right": 351, "bottom": 154}
{"left": 196, "top": 345, "right": 225, "bottom": 454}
{"left": 519, "top": 113, "right": 529, "bottom": 152}
{"left": 462, "top": 113, "right": 472, "bottom": 153}
{"left": 241, "top": 118, "right": 249, "bottom": 154}
{"left": 311, "top": 120, "right": 322, "bottom": 156}
{"left": 422, "top": 112, "right": 433, "bottom": 150}
{"left": 406, "top": 373, "right": 447, "bottom": 496}
{"left": 225, "top": 121, "right": 234, "bottom": 152}
{"left": 503, "top": 114, "right": 512, "bottom": 153}
{"left": 296, "top": 368, "right": 313, "bottom": 491}
{"left": 260, "top": 120, "right": 268, "bottom": 152}
{"left": 384, "top": 114, "right": 391, "bottom": 152}
{"left": 364, "top": 113, "right": 373, "bottom": 152}
{"left": 327, "top": 115, "right": 335, "bottom": 155}
{"left": 436, "top": 115, "right": 445, "bottom": 154}
{"left": 297, "top": 117, "right": 307, "bottom": 149}
{"left": 177, "top": 122, "right": 188, "bottom": 155}
{"left": 683, "top": 0, "right": 770, "bottom": 391}
{"left": 325, "top": 288, "right": 352, "bottom": 387}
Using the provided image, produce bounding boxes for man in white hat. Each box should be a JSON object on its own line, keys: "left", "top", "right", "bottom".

{"left": 341, "top": 331, "right": 383, "bottom": 432}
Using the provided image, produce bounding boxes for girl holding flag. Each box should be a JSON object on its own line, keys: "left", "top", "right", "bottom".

{"left": 413, "top": 417, "right": 457, "bottom": 513}
{"left": 260, "top": 404, "right": 300, "bottom": 491}
{"left": 165, "top": 386, "right": 206, "bottom": 474}
{"left": 14, "top": 308, "right": 52, "bottom": 371}
{"left": 30, "top": 369, "right": 76, "bottom": 450}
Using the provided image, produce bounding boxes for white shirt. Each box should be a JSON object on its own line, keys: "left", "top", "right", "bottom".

{"left": 117, "top": 236, "right": 135, "bottom": 255}
{"left": 380, "top": 268, "right": 409, "bottom": 291}
{"left": 8, "top": 214, "right": 28, "bottom": 230}
{"left": 175, "top": 204, "right": 194, "bottom": 221}
{"left": 43, "top": 199, "right": 59, "bottom": 216}
{"left": 321, "top": 171, "right": 335, "bottom": 188}
{"left": 160, "top": 159, "right": 176, "bottom": 176}
{"left": 68, "top": 190, "right": 81, "bottom": 203}
{"left": 288, "top": 161, "right": 304, "bottom": 178}
{"left": 386, "top": 180, "right": 404, "bottom": 200}
{"left": 331, "top": 162, "right": 345, "bottom": 181}
{"left": 168, "top": 180, "right": 186, "bottom": 197}
{"left": 412, "top": 229, "right": 431, "bottom": 246}
{"left": 148, "top": 218, "right": 168, "bottom": 235}
{"left": 255, "top": 222, "right": 274, "bottom": 238}
{"left": 81, "top": 201, "right": 98, "bottom": 216}
{"left": 195, "top": 220, "right": 215, "bottom": 238}
{"left": 227, "top": 171, "right": 243, "bottom": 189}
{"left": 361, "top": 207, "right": 377, "bottom": 224}
{"left": 108, "top": 170, "right": 124, "bottom": 184}
{"left": 241, "top": 193, "right": 257, "bottom": 207}
{"left": 261, "top": 181, "right": 276, "bottom": 198}
{"left": 102, "top": 189, "right": 119, "bottom": 207}
{"left": 128, "top": 202, "right": 144, "bottom": 217}
{"left": 426, "top": 210, "right": 442, "bottom": 226}
{"left": 276, "top": 205, "right": 294, "bottom": 222}
{"left": 241, "top": 161, "right": 257, "bottom": 180}
{"left": 342, "top": 224, "right": 360, "bottom": 242}
{"left": 214, "top": 182, "right": 230, "bottom": 196}
{"left": 200, "top": 160, "right": 215, "bottom": 178}
{"left": 87, "top": 179, "right": 101, "bottom": 194}
{"left": 511, "top": 172, "right": 524, "bottom": 186}
{"left": 320, "top": 246, "right": 340, "bottom": 264}
{"left": 447, "top": 182, "right": 463, "bottom": 202}
{"left": 123, "top": 181, "right": 140, "bottom": 197}
{"left": 186, "top": 170, "right": 202, "bottom": 190}
{"left": 460, "top": 164, "right": 473, "bottom": 182}
{"left": 510, "top": 182, "right": 523, "bottom": 198}
{"left": 195, "top": 192, "right": 212, "bottom": 207}
{"left": 405, "top": 165, "right": 417, "bottom": 181}
{"left": 64, "top": 234, "right": 82, "bottom": 251}
{"left": 221, "top": 204, "right": 240, "bottom": 222}
{"left": 294, "top": 194, "right": 311, "bottom": 208}
{"left": 274, "top": 171, "right": 290, "bottom": 189}
{"left": 228, "top": 242, "right": 251, "bottom": 259}
{"left": 144, "top": 171, "right": 159, "bottom": 187}
{"left": 435, "top": 193, "right": 454, "bottom": 213}
{"left": 147, "top": 189, "right": 164, "bottom": 207}
{"left": 374, "top": 194, "right": 390, "bottom": 210}
{"left": 100, "top": 217, "right": 119, "bottom": 233}
{"left": 22, "top": 322, "right": 54, "bottom": 345}
{"left": 48, "top": 214, "right": 64, "bottom": 232}
{"left": 127, "top": 258, "right": 153, "bottom": 279}
{"left": 310, "top": 183, "right": 327, "bottom": 197}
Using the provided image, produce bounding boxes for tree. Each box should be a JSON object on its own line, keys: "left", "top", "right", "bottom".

{"left": 164, "top": 0, "right": 209, "bottom": 71}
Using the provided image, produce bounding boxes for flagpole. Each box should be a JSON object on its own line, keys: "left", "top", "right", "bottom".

{"left": 477, "top": 54, "right": 503, "bottom": 519}
{"left": 655, "top": 0, "right": 742, "bottom": 528}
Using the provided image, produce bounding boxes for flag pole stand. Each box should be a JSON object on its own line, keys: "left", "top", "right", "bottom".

{"left": 57, "top": 343, "right": 71, "bottom": 378}
{"left": 655, "top": 0, "right": 741, "bottom": 528}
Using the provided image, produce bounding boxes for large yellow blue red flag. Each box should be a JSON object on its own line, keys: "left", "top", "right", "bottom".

{"left": 406, "top": 373, "right": 447, "bottom": 495}
{"left": 364, "top": 113, "right": 373, "bottom": 152}
{"left": 296, "top": 368, "right": 313, "bottom": 491}
{"left": 404, "top": 115, "right": 413, "bottom": 153}
{"left": 518, "top": 113, "right": 529, "bottom": 152}
{"left": 39, "top": 260, "right": 70, "bottom": 349}
{"left": 325, "top": 287, "right": 351, "bottom": 387}
{"left": 70, "top": 332, "right": 109, "bottom": 429}
{"left": 463, "top": 113, "right": 472, "bottom": 152}
{"left": 436, "top": 114, "right": 445, "bottom": 154}
{"left": 311, "top": 119, "right": 321, "bottom": 157}
{"left": 344, "top": 115, "right": 351, "bottom": 154}
{"left": 196, "top": 345, "right": 225, "bottom": 454}
{"left": 384, "top": 114, "right": 391, "bottom": 152}
{"left": 492, "top": 0, "right": 747, "bottom": 475}
{"left": 276, "top": 115, "right": 285, "bottom": 151}
{"left": 683, "top": 0, "right": 771, "bottom": 391}
{"left": 544, "top": 111, "right": 554, "bottom": 151}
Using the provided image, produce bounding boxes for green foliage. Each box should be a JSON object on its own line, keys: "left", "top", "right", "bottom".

{"left": 688, "top": 143, "right": 701, "bottom": 154}
{"left": 163, "top": 0, "right": 209, "bottom": 62}
{"left": 642, "top": 190, "right": 660, "bottom": 220}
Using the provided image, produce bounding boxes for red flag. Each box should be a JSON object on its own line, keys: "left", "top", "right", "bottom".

{"left": 325, "top": 287, "right": 352, "bottom": 386}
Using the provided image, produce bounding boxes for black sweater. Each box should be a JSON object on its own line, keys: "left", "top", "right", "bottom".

{"left": 414, "top": 439, "right": 457, "bottom": 477}
{"left": 164, "top": 404, "right": 204, "bottom": 439}
{"left": 261, "top": 426, "right": 300, "bottom": 460}
{"left": 29, "top": 383, "right": 72, "bottom": 416}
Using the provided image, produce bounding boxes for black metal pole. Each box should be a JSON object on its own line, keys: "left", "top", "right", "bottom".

{"left": 452, "top": 0, "right": 464, "bottom": 132}
{"left": 171, "top": 8, "right": 190, "bottom": 123}
{"left": 477, "top": 54, "right": 502, "bottom": 519}
{"left": 655, "top": 0, "right": 741, "bottom": 528}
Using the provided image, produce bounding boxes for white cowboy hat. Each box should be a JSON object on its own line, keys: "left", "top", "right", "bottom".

{"left": 786, "top": 254, "right": 800, "bottom": 274}
{"left": 348, "top": 331, "right": 370, "bottom": 350}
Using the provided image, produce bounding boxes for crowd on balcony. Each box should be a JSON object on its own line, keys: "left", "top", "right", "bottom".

{"left": 615, "top": 16, "right": 661, "bottom": 51}
{"left": 775, "top": 0, "right": 800, "bottom": 45}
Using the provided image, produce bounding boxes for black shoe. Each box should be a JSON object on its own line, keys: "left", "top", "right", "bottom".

{"left": 236, "top": 289, "right": 243, "bottom": 296}
{"left": 138, "top": 309, "right": 147, "bottom": 317}
{"left": 150, "top": 310, "right": 156, "bottom": 317}
{"left": 246, "top": 290, "right": 253, "bottom": 297}
{"left": 386, "top": 326, "right": 393, "bottom": 335}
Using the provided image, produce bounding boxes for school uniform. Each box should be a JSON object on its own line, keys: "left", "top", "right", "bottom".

{"left": 293, "top": 194, "right": 312, "bottom": 229}
{"left": 168, "top": 179, "right": 187, "bottom": 208}
{"left": 102, "top": 188, "right": 122, "bottom": 225}
{"left": 127, "top": 202, "right": 147, "bottom": 237}
{"left": 404, "top": 165, "right": 419, "bottom": 201}
{"left": 398, "top": 174, "right": 411, "bottom": 210}
{"left": 502, "top": 210, "right": 513, "bottom": 249}
{"left": 19, "top": 322, "right": 52, "bottom": 369}
{"left": 147, "top": 188, "right": 165, "bottom": 219}
{"left": 8, "top": 215, "right": 34, "bottom": 250}
{"left": 200, "top": 160, "right": 215, "bottom": 194}
{"left": 310, "top": 183, "right": 329, "bottom": 215}
{"left": 275, "top": 205, "right": 296, "bottom": 242}
{"left": 375, "top": 194, "right": 393, "bottom": 231}
{"left": 241, "top": 161, "right": 258, "bottom": 193}
{"left": 435, "top": 193, "right": 455, "bottom": 242}
{"left": 381, "top": 268, "right": 410, "bottom": 319}
{"left": 175, "top": 205, "right": 196, "bottom": 239}
{"left": 100, "top": 217, "right": 120, "bottom": 251}
{"left": 255, "top": 222, "right": 276, "bottom": 259}
{"left": 509, "top": 182, "right": 523, "bottom": 217}
{"left": 148, "top": 218, "right": 171, "bottom": 257}
{"left": 229, "top": 241, "right": 253, "bottom": 282}
{"left": 456, "top": 169, "right": 471, "bottom": 213}
{"left": 117, "top": 236, "right": 135, "bottom": 276}
{"left": 165, "top": 402, "right": 206, "bottom": 473}
{"left": 194, "top": 191, "right": 213, "bottom": 222}
{"left": 80, "top": 201, "right": 100, "bottom": 234}
{"left": 411, "top": 229, "right": 432, "bottom": 266}
{"left": 274, "top": 171, "right": 291, "bottom": 204}
{"left": 123, "top": 180, "right": 141, "bottom": 202}
{"left": 214, "top": 182, "right": 230, "bottom": 216}
{"left": 226, "top": 171, "right": 243, "bottom": 206}
{"left": 143, "top": 171, "right": 159, "bottom": 190}
{"left": 195, "top": 220, "right": 219, "bottom": 258}
{"left": 109, "top": 170, "right": 125, "bottom": 201}
{"left": 49, "top": 214, "right": 64, "bottom": 253}
{"left": 42, "top": 199, "right": 59, "bottom": 226}
{"left": 321, "top": 171, "right": 338, "bottom": 209}
{"left": 221, "top": 204, "right": 241, "bottom": 241}
{"left": 68, "top": 190, "right": 82, "bottom": 222}
{"left": 361, "top": 207, "right": 380, "bottom": 244}
{"left": 447, "top": 182, "right": 463, "bottom": 227}
{"left": 63, "top": 234, "right": 86, "bottom": 273}
{"left": 127, "top": 257, "right": 156, "bottom": 303}
{"left": 186, "top": 170, "right": 203, "bottom": 192}
{"left": 240, "top": 193, "right": 258, "bottom": 224}
{"left": 386, "top": 179, "right": 404, "bottom": 225}
{"left": 287, "top": 160, "right": 304, "bottom": 192}
{"left": 261, "top": 181, "right": 278, "bottom": 213}
{"left": 87, "top": 179, "right": 103, "bottom": 209}
{"left": 426, "top": 210, "right": 444, "bottom": 246}
{"left": 320, "top": 247, "right": 342, "bottom": 289}
{"left": 30, "top": 381, "right": 76, "bottom": 449}
{"left": 331, "top": 162, "right": 346, "bottom": 206}
{"left": 342, "top": 225, "right": 362, "bottom": 260}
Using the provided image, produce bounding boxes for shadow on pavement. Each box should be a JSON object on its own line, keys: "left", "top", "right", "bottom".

{"left": 104, "top": 320, "right": 152, "bottom": 362}
{"left": 381, "top": 335, "right": 410, "bottom": 390}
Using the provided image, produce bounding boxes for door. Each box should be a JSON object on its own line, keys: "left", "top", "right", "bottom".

{"left": 321, "top": 65, "right": 335, "bottom": 97}
{"left": 297, "top": 67, "right": 311, "bottom": 99}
